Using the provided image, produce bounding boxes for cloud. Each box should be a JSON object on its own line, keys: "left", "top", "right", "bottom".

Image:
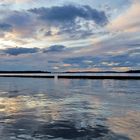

{"left": 107, "top": 0, "right": 140, "bottom": 32}
{"left": 0, "top": 44, "right": 139, "bottom": 71}
{"left": 2, "top": 10, "right": 38, "bottom": 38}
{"left": 29, "top": 5, "right": 108, "bottom": 39}
{"left": 0, "top": 1, "right": 139, "bottom": 71}
{"left": 0, "top": 23, "right": 12, "bottom": 32}
{"left": 1, "top": 47, "right": 39, "bottom": 56}
{"left": 0, "top": 23, "right": 12, "bottom": 37}
{"left": 5, "top": 11, "right": 31, "bottom": 28}
{"left": 45, "top": 30, "right": 52, "bottom": 36}
{"left": 43, "top": 45, "right": 66, "bottom": 53}
{"left": 62, "top": 47, "right": 140, "bottom": 70}
{"left": 63, "top": 56, "right": 99, "bottom": 69}
{"left": 29, "top": 5, "right": 108, "bottom": 26}
{"left": 0, "top": 0, "right": 31, "bottom": 4}
{"left": 0, "top": 45, "right": 67, "bottom": 56}
{"left": 0, "top": 4, "right": 108, "bottom": 42}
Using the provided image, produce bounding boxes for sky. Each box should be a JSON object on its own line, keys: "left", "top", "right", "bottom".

{"left": 0, "top": 0, "right": 140, "bottom": 71}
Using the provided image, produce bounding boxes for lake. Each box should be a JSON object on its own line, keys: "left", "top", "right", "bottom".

{"left": 0, "top": 77, "right": 140, "bottom": 140}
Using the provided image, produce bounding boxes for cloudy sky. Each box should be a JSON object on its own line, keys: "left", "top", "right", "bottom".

{"left": 0, "top": 0, "right": 140, "bottom": 71}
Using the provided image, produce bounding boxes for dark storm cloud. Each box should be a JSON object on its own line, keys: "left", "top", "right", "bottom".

{"left": 2, "top": 47, "right": 39, "bottom": 56}
{"left": 43, "top": 45, "right": 66, "bottom": 53}
{"left": 29, "top": 5, "right": 108, "bottom": 26}
{"left": 0, "top": 23, "right": 12, "bottom": 31}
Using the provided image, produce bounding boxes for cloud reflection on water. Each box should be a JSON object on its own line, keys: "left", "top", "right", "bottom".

{"left": 0, "top": 78, "right": 139, "bottom": 139}
{"left": 108, "top": 111, "right": 140, "bottom": 140}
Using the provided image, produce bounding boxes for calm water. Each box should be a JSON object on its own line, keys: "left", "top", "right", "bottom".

{"left": 0, "top": 77, "right": 139, "bottom": 140}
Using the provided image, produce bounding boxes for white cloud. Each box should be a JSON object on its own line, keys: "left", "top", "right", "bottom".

{"left": 107, "top": 0, "right": 140, "bottom": 32}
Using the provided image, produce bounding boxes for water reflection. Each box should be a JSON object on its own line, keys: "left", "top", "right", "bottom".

{"left": 108, "top": 111, "right": 140, "bottom": 140}
{"left": 0, "top": 97, "right": 22, "bottom": 115}
{"left": 0, "top": 77, "right": 139, "bottom": 139}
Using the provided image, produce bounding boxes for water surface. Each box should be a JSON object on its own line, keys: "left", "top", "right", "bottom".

{"left": 0, "top": 77, "right": 139, "bottom": 140}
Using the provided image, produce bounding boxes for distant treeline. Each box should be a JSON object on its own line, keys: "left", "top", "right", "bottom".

{"left": 0, "top": 71, "right": 51, "bottom": 73}
{"left": 126, "top": 70, "right": 140, "bottom": 73}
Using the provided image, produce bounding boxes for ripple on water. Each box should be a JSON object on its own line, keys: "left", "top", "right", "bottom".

{"left": 0, "top": 118, "right": 132, "bottom": 140}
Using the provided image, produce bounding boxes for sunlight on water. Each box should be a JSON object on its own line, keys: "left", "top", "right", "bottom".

{"left": 108, "top": 111, "right": 140, "bottom": 140}
{"left": 0, "top": 77, "right": 139, "bottom": 140}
